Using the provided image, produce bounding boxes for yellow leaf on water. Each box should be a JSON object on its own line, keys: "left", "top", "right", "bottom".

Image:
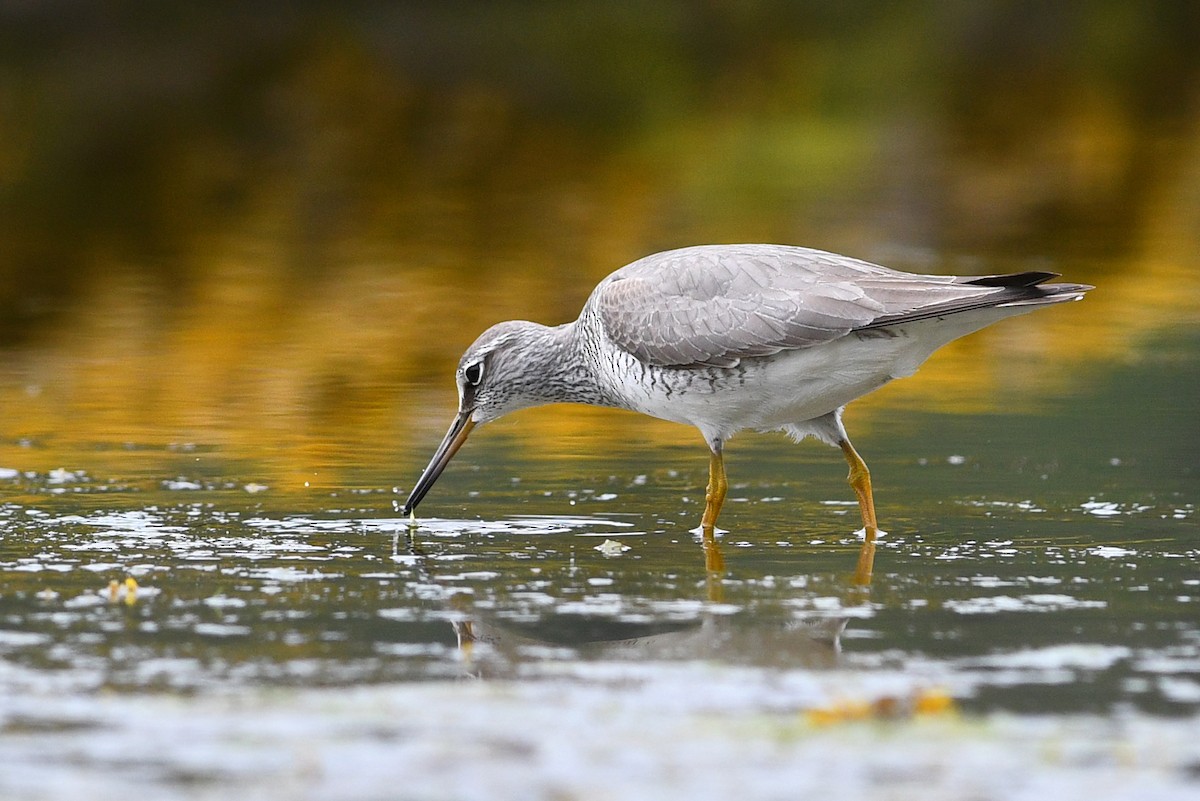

{"left": 595, "top": 539, "right": 631, "bottom": 556}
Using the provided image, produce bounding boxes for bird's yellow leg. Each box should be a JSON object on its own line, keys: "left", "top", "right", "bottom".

{"left": 702, "top": 527, "right": 725, "bottom": 573}
{"left": 702, "top": 527, "right": 725, "bottom": 602}
{"left": 839, "top": 438, "right": 879, "bottom": 585}
{"left": 700, "top": 447, "right": 728, "bottom": 533}
{"left": 699, "top": 447, "right": 727, "bottom": 590}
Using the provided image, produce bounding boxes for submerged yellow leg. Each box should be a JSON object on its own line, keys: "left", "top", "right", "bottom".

{"left": 699, "top": 447, "right": 727, "bottom": 593}
{"left": 839, "top": 438, "right": 879, "bottom": 585}
{"left": 702, "top": 525, "right": 725, "bottom": 602}
{"left": 700, "top": 447, "right": 728, "bottom": 532}
{"left": 702, "top": 527, "right": 725, "bottom": 573}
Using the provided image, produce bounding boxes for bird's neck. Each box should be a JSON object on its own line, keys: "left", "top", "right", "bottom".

{"left": 522, "top": 321, "right": 623, "bottom": 410}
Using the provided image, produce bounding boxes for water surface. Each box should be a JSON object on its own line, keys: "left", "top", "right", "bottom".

{"left": 2, "top": 328, "right": 1196, "bottom": 710}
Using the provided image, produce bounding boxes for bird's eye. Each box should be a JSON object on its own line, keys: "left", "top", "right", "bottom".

{"left": 463, "top": 362, "right": 484, "bottom": 386}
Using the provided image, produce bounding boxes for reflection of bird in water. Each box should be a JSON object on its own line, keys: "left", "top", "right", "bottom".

{"left": 402, "top": 244, "right": 1091, "bottom": 581}
{"left": 451, "top": 605, "right": 848, "bottom": 679}
{"left": 395, "top": 528, "right": 850, "bottom": 680}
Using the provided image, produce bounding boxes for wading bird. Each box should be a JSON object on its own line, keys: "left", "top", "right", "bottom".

{"left": 401, "top": 245, "right": 1090, "bottom": 579}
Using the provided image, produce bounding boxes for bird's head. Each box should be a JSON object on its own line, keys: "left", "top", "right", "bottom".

{"left": 454, "top": 320, "right": 553, "bottom": 425}
{"left": 401, "top": 320, "right": 552, "bottom": 516}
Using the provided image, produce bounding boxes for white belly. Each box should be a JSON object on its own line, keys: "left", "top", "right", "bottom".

{"left": 607, "top": 306, "right": 1032, "bottom": 441}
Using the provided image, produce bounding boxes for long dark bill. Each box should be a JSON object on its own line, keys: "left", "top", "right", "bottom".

{"left": 401, "top": 412, "right": 476, "bottom": 516}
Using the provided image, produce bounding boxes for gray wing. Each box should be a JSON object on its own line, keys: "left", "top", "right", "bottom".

{"left": 590, "top": 244, "right": 1077, "bottom": 368}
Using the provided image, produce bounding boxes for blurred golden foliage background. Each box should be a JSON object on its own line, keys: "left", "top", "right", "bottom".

{"left": 1, "top": 1, "right": 1198, "bottom": 486}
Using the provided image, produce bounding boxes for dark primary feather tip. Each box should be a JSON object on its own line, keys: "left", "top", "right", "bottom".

{"left": 963, "top": 271, "right": 1061, "bottom": 288}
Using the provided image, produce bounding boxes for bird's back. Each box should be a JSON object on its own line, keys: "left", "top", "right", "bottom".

{"left": 586, "top": 245, "right": 1091, "bottom": 369}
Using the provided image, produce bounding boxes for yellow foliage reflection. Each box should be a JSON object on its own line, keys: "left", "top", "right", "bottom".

{"left": 1, "top": 4, "right": 1198, "bottom": 491}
